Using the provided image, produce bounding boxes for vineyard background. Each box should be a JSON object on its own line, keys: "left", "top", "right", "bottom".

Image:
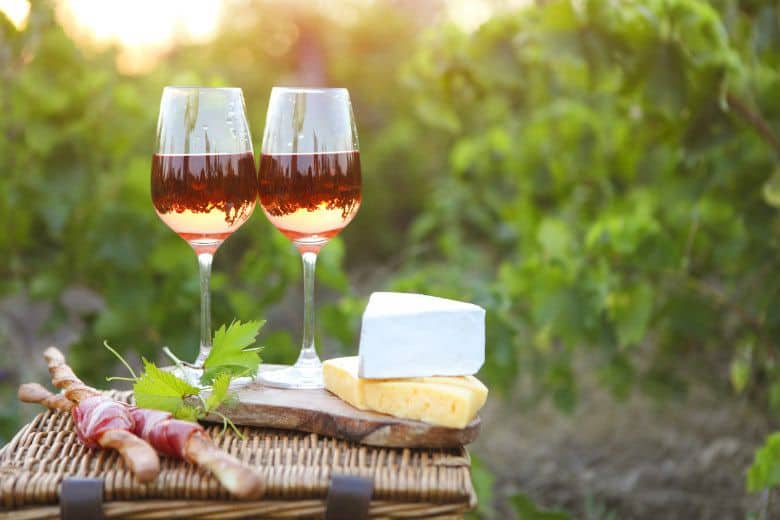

{"left": 2, "top": 1, "right": 780, "bottom": 517}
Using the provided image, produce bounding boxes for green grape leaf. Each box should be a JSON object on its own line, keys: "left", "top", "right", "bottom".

{"left": 607, "top": 283, "right": 654, "bottom": 348}
{"left": 201, "top": 320, "right": 265, "bottom": 384}
{"left": 763, "top": 167, "right": 780, "bottom": 208}
{"left": 133, "top": 358, "right": 199, "bottom": 413}
{"left": 174, "top": 403, "right": 202, "bottom": 422}
{"left": 730, "top": 357, "right": 750, "bottom": 394}
{"left": 205, "top": 371, "right": 233, "bottom": 413}
{"left": 537, "top": 218, "right": 572, "bottom": 261}
{"left": 747, "top": 432, "right": 780, "bottom": 493}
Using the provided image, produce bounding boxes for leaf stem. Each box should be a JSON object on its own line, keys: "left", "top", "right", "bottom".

{"left": 103, "top": 341, "right": 138, "bottom": 380}
{"left": 105, "top": 376, "right": 137, "bottom": 383}
{"left": 213, "top": 411, "right": 244, "bottom": 440}
{"left": 163, "top": 346, "right": 199, "bottom": 369}
{"left": 726, "top": 92, "right": 780, "bottom": 158}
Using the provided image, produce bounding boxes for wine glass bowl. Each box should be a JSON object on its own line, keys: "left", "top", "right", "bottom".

{"left": 151, "top": 152, "right": 257, "bottom": 254}
{"left": 152, "top": 87, "right": 256, "bottom": 256}
{"left": 257, "top": 87, "right": 361, "bottom": 388}
{"left": 151, "top": 87, "right": 256, "bottom": 372}
{"left": 258, "top": 149, "right": 361, "bottom": 251}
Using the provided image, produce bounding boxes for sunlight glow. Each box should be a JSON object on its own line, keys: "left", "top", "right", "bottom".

{"left": 448, "top": 0, "right": 532, "bottom": 33}
{"left": 57, "top": 0, "right": 222, "bottom": 73}
{"left": 448, "top": 0, "right": 493, "bottom": 33}
{"left": 0, "top": 0, "right": 30, "bottom": 30}
{"left": 44, "top": 0, "right": 535, "bottom": 73}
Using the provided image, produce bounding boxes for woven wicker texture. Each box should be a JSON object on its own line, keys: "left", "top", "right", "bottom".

{"left": 0, "top": 392, "right": 475, "bottom": 519}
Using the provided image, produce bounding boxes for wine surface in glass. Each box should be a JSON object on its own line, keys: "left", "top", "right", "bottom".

{"left": 151, "top": 152, "right": 257, "bottom": 245}
{"left": 258, "top": 151, "right": 361, "bottom": 242}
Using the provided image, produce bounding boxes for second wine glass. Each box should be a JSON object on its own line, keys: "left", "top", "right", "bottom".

{"left": 257, "top": 87, "right": 362, "bottom": 389}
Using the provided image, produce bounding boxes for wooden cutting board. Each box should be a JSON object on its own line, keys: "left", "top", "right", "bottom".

{"left": 201, "top": 364, "right": 481, "bottom": 448}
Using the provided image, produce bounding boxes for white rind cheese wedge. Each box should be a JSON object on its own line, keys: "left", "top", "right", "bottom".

{"left": 323, "top": 356, "right": 488, "bottom": 429}
{"left": 358, "top": 292, "right": 485, "bottom": 378}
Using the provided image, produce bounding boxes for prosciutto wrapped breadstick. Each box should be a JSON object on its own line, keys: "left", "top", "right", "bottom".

{"left": 130, "top": 407, "right": 264, "bottom": 498}
{"left": 38, "top": 348, "right": 161, "bottom": 483}
{"left": 38, "top": 347, "right": 263, "bottom": 499}
{"left": 18, "top": 384, "right": 160, "bottom": 482}
{"left": 18, "top": 383, "right": 73, "bottom": 411}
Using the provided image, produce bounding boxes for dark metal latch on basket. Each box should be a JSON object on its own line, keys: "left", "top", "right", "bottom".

{"left": 59, "top": 474, "right": 374, "bottom": 520}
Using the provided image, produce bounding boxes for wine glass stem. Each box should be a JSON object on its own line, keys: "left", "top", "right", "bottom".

{"left": 196, "top": 252, "right": 213, "bottom": 366}
{"left": 297, "top": 251, "right": 321, "bottom": 368}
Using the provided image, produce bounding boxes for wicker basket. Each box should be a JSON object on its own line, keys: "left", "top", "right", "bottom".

{"left": 0, "top": 392, "right": 476, "bottom": 519}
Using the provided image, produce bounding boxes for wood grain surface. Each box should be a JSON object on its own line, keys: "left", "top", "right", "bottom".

{"left": 201, "top": 365, "right": 480, "bottom": 448}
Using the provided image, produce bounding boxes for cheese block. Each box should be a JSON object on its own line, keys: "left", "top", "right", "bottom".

{"left": 358, "top": 292, "right": 485, "bottom": 378}
{"left": 323, "top": 356, "right": 488, "bottom": 429}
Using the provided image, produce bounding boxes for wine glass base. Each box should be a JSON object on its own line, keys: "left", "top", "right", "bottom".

{"left": 170, "top": 364, "right": 206, "bottom": 388}
{"left": 168, "top": 365, "right": 255, "bottom": 389}
{"left": 227, "top": 375, "right": 255, "bottom": 388}
{"left": 257, "top": 365, "right": 324, "bottom": 389}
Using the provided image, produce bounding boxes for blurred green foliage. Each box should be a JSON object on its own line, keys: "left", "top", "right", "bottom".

{"left": 391, "top": 0, "right": 780, "bottom": 413}
{"left": 468, "top": 454, "right": 497, "bottom": 518}
{"left": 748, "top": 432, "right": 780, "bottom": 493}
{"left": 3, "top": 0, "right": 780, "bottom": 514}
{"left": 510, "top": 492, "right": 570, "bottom": 520}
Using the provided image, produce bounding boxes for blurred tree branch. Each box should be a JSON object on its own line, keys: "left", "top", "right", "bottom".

{"left": 727, "top": 92, "right": 780, "bottom": 158}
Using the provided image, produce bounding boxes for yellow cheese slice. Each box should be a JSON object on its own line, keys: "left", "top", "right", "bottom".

{"left": 322, "top": 356, "right": 368, "bottom": 409}
{"left": 323, "top": 356, "right": 488, "bottom": 429}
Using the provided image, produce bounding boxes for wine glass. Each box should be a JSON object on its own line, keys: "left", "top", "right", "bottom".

{"left": 151, "top": 87, "right": 256, "bottom": 379}
{"left": 257, "top": 87, "right": 361, "bottom": 389}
